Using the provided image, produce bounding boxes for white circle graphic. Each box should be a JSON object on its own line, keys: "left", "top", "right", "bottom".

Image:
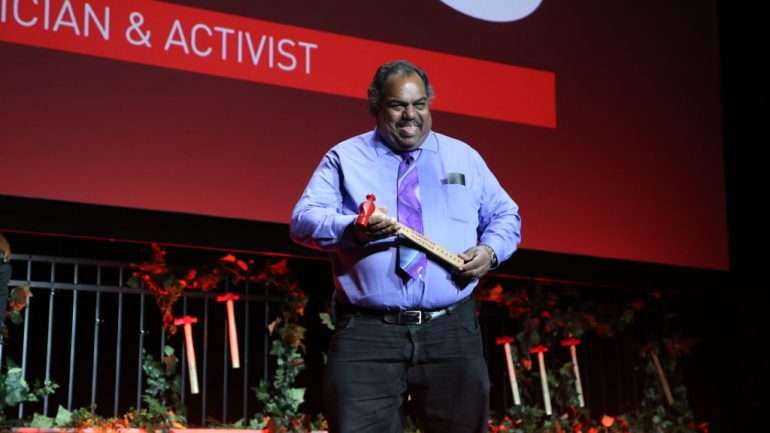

{"left": 440, "top": 0, "right": 543, "bottom": 23}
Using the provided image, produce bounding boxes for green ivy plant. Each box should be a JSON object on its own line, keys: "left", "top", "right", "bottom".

{"left": 25, "top": 347, "right": 184, "bottom": 432}
{"left": 28, "top": 405, "right": 120, "bottom": 430}
{"left": 0, "top": 357, "right": 58, "bottom": 424}
{"left": 248, "top": 324, "right": 309, "bottom": 432}
{"left": 128, "top": 345, "right": 186, "bottom": 432}
{"left": 480, "top": 281, "right": 709, "bottom": 433}
{"left": 5, "top": 284, "right": 32, "bottom": 327}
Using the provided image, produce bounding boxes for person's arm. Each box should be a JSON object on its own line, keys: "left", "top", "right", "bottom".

{"left": 290, "top": 151, "right": 358, "bottom": 251}
{"left": 457, "top": 151, "right": 522, "bottom": 278}
{"left": 475, "top": 152, "right": 521, "bottom": 265}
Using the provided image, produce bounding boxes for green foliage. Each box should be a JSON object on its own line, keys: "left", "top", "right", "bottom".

{"left": 30, "top": 404, "right": 135, "bottom": 430}
{"left": 252, "top": 336, "right": 307, "bottom": 429}
{"left": 53, "top": 405, "right": 72, "bottom": 426}
{"left": 128, "top": 345, "right": 186, "bottom": 431}
{"left": 124, "top": 248, "right": 320, "bottom": 431}
{"left": 235, "top": 258, "right": 327, "bottom": 433}
{"left": 505, "top": 404, "right": 547, "bottom": 433}
{"left": 483, "top": 282, "right": 708, "bottom": 433}
{"left": 4, "top": 284, "right": 32, "bottom": 328}
{"left": 0, "top": 357, "right": 58, "bottom": 421}
{"left": 29, "top": 412, "right": 54, "bottom": 428}
{"left": 10, "top": 348, "right": 183, "bottom": 431}
{"left": 620, "top": 352, "right": 700, "bottom": 433}
{"left": 319, "top": 312, "right": 335, "bottom": 331}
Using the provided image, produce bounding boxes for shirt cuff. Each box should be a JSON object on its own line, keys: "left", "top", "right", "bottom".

{"left": 479, "top": 244, "right": 498, "bottom": 268}
{"left": 479, "top": 236, "right": 509, "bottom": 269}
{"left": 334, "top": 214, "right": 359, "bottom": 247}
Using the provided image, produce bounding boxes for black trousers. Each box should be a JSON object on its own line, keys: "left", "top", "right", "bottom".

{"left": 324, "top": 299, "right": 490, "bottom": 433}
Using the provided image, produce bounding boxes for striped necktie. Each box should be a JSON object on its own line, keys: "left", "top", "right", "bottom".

{"left": 397, "top": 151, "right": 428, "bottom": 280}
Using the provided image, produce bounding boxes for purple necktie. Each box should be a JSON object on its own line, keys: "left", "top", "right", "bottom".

{"left": 397, "top": 152, "right": 427, "bottom": 280}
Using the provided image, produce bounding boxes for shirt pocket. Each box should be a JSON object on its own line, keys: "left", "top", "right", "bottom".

{"left": 443, "top": 183, "right": 477, "bottom": 224}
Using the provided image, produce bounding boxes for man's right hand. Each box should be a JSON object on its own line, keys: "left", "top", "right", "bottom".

{"left": 354, "top": 207, "right": 400, "bottom": 242}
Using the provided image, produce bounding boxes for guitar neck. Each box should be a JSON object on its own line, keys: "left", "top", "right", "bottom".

{"left": 396, "top": 223, "right": 465, "bottom": 269}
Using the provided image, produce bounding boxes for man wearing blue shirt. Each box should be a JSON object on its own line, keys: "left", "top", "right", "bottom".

{"left": 291, "top": 60, "right": 521, "bottom": 433}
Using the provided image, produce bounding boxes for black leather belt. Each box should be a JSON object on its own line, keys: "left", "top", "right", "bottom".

{"left": 337, "top": 296, "right": 472, "bottom": 325}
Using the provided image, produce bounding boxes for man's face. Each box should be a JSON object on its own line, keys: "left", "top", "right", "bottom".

{"left": 376, "top": 73, "right": 432, "bottom": 152}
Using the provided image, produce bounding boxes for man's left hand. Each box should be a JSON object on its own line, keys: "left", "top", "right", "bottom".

{"left": 456, "top": 245, "right": 494, "bottom": 280}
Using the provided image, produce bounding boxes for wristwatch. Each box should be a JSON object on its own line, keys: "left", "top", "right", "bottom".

{"left": 479, "top": 244, "right": 498, "bottom": 268}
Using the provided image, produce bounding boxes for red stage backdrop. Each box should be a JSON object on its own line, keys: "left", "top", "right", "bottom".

{"left": 0, "top": 0, "right": 727, "bottom": 270}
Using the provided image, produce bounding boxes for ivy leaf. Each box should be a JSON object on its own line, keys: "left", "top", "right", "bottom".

{"left": 34, "top": 379, "right": 59, "bottom": 398}
{"left": 126, "top": 277, "right": 141, "bottom": 289}
{"left": 4, "top": 367, "right": 31, "bottom": 405}
{"left": 30, "top": 413, "right": 54, "bottom": 428}
{"left": 8, "top": 310, "right": 23, "bottom": 325}
{"left": 54, "top": 405, "right": 73, "bottom": 426}
{"left": 164, "top": 345, "right": 175, "bottom": 357}
{"left": 319, "top": 313, "right": 335, "bottom": 331}
{"left": 249, "top": 416, "right": 267, "bottom": 429}
{"left": 286, "top": 387, "right": 305, "bottom": 411}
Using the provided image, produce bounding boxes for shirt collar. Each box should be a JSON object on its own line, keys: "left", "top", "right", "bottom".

{"left": 373, "top": 129, "right": 438, "bottom": 159}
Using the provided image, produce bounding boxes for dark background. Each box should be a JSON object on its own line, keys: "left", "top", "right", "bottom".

{"left": 714, "top": 1, "right": 764, "bottom": 432}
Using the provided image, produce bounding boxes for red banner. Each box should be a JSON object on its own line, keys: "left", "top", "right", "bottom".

{"left": 0, "top": 0, "right": 556, "bottom": 127}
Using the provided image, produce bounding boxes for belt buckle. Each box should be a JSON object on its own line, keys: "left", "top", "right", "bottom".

{"left": 400, "top": 310, "right": 422, "bottom": 325}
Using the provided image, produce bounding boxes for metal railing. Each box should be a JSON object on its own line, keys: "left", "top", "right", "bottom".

{"left": 2, "top": 253, "right": 282, "bottom": 425}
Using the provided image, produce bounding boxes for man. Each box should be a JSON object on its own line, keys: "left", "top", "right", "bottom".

{"left": 290, "top": 60, "right": 521, "bottom": 433}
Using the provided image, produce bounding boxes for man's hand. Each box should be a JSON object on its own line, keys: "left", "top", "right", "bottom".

{"left": 354, "top": 207, "right": 400, "bottom": 242}
{"left": 456, "top": 245, "right": 495, "bottom": 280}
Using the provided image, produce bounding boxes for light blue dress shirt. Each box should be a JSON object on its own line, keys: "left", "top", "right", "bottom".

{"left": 290, "top": 129, "right": 521, "bottom": 310}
